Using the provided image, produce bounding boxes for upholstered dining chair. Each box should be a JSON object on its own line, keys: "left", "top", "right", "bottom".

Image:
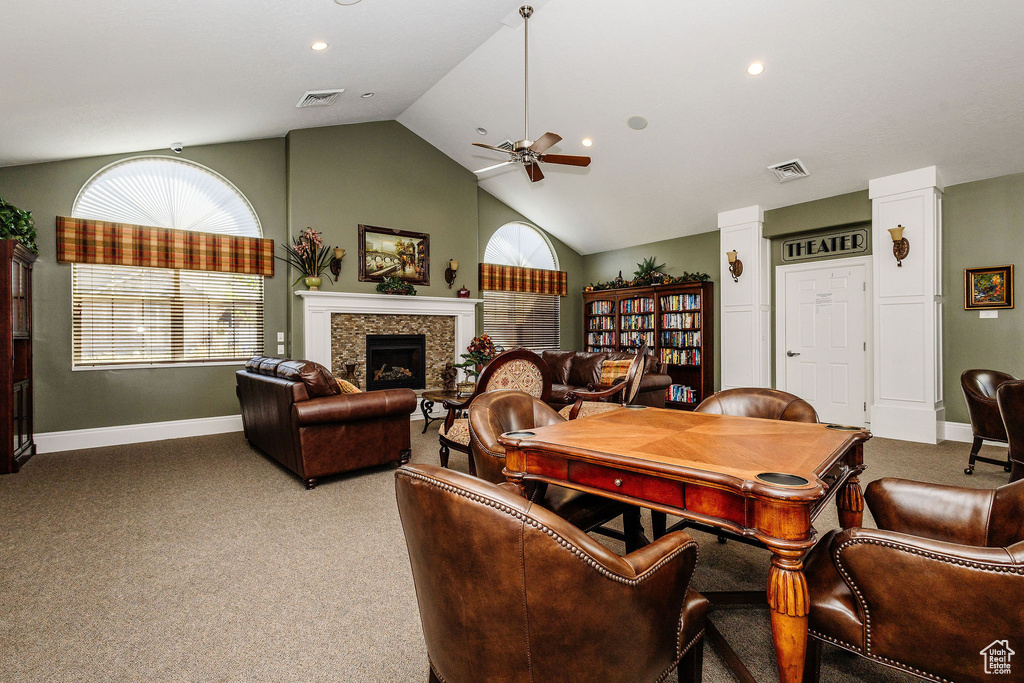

{"left": 469, "top": 389, "right": 646, "bottom": 553}
{"left": 997, "top": 378, "right": 1024, "bottom": 482}
{"left": 802, "top": 477, "right": 1024, "bottom": 682}
{"left": 437, "top": 348, "right": 552, "bottom": 474}
{"left": 652, "top": 387, "right": 819, "bottom": 540}
{"left": 962, "top": 369, "right": 1016, "bottom": 475}
{"left": 561, "top": 344, "right": 649, "bottom": 420}
{"left": 395, "top": 463, "right": 709, "bottom": 683}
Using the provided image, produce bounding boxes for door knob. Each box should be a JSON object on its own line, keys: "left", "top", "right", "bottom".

{"left": 787, "top": 350, "right": 801, "bottom": 357}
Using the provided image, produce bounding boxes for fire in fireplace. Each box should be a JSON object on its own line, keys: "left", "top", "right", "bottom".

{"left": 365, "top": 334, "right": 426, "bottom": 391}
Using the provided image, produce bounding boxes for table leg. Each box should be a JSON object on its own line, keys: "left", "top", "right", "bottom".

{"left": 420, "top": 398, "right": 435, "bottom": 434}
{"left": 836, "top": 475, "right": 864, "bottom": 529}
{"left": 767, "top": 552, "right": 810, "bottom": 683}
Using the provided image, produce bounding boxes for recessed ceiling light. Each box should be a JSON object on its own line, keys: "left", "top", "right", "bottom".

{"left": 311, "top": 41, "right": 328, "bottom": 51}
{"left": 581, "top": 138, "right": 593, "bottom": 147}
{"left": 627, "top": 116, "right": 648, "bottom": 130}
{"left": 334, "top": 0, "right": 362, "bottom": 4}
{"left": 360, "top": 92, "right": 374, "bottom": 98}
{"left": 476, "top": 127, "right": 488, "bottom": 136}
{"left": 747, "top": 61, "right": 765, "bottom": 76}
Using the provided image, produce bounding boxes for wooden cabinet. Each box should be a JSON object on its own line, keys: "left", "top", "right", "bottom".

{"left": 2, "top": 241, "right": 36, "bottom": 473}
{"left": 583, "top": 282, "right": 713, "bottom": 410}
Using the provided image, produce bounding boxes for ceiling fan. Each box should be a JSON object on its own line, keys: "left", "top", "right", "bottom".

{"left": 472, "top": 5, "right": 591, "bottom": 183}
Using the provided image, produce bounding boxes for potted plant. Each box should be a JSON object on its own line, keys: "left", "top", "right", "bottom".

{"left": 375, "top": 276, "right": 417, "bottom": 296}
{"left": 0, "top": 197, "right": 39, "bottom": 254}
{"left": 278, "top": 227, "right": 332, "bottom": 290}
{"left": 453, "top": 334, "right": 499, "bottom": 393}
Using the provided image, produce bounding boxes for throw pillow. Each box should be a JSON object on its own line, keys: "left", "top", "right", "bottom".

{"left": 336, "top": 378, "right": 362, "bottom": 394}
{"left": 599, "top": 359, "right": 632, "bottom": 386}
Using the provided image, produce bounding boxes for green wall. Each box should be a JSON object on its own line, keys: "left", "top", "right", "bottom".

{"left": 943, "top": 172, "right": 1024, "bottom": 423}
{"left": 477, "top": 188, "right": 583, "bottom": 350}
{"left": 285, "top": 121, "right": 482, "bottom": 353}
{"left": 0, "top": 139, "right": 289, "bottom": 432}
{"left": 581, "top": 231, "right": 722, "bottom": 390}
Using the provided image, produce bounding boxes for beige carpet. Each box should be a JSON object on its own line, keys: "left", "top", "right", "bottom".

{"left": 0, "top": 422, "right": 1009, "bottom": 682}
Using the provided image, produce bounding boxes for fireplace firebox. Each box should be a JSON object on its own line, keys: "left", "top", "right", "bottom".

{"left": 365, "top": 334, "right": 426, "bottom": 391}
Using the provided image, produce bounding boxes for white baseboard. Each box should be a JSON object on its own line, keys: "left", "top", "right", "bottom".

{"left": 941, "top": 421, "right": 1008, "bottom": 447}
{"left": 36, "top": 414, "right": 244, "bottom": 454}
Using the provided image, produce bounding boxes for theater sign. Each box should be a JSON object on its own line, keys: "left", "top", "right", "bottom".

{"left": 781, "top": 227, "right": 869, "bottom": 262}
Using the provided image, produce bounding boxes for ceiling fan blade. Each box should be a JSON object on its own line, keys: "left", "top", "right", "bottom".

{"left": 529, "top": 132, "right": 562, "bottom": 154}
{"left": 472, "top": 142, "right": 514, "bottom": 154}
{"left": 524, "top": 162, "right": 544, "bottom": 182}
{"left": 539, "top": 154, "right": 592, "bottom": 167}
{"left": 474, "top": 160, "right": 515, "bottom": 175}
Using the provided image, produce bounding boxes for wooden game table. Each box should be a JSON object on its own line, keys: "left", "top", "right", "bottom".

{"left": 498, "top": 405, "right": 870, "bottom": 683}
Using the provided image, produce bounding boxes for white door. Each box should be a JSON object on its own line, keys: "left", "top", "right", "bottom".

{"left": 781, "top": 262, "right": 868, "bottom": 426}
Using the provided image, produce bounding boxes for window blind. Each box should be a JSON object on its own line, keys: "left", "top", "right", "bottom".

{"left": 483, "top": 291, "right": 559, "bottom": 352}
{"left": 72, "top": 263, "right": 263, "bottom": 367}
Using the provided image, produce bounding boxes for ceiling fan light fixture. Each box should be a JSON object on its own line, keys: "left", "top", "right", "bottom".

{"left": 627, "top": 116, "right": 648, "bottom": 130}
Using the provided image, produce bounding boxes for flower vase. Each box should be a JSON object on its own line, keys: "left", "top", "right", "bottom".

{"left": 304, "top": 276, "right": 322, "bottom": 291}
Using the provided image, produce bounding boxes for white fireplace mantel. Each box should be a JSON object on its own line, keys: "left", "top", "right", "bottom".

{"left": 294, "top": 290, "right": 482, "bottom": 369}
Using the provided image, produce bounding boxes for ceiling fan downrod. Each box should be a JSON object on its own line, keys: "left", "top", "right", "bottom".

{"left": 521, "top": 5, "right": 533, "bottom": 146}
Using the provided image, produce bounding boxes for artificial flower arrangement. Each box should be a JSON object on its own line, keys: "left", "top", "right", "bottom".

{"left": 454, "top": 333, "right": 499, "bottom": 379}
{"left": 278, "top": 227, "right": 332, "bottom": 288}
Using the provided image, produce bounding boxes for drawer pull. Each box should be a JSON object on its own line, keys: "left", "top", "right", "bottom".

{"left": 614, "top": 478, "right": 623, "bottom": 487}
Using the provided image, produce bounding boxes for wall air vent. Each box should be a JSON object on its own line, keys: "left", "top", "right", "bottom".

{"left": 295, "top": 89, "right": 345, "bottom": 108}
{"left": 767, "top": 158, "right": 810, "bottom": 182}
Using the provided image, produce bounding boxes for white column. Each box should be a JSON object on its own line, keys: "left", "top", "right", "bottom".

{"left": 719, "top": 206, "right": 771, "bottom": 390}
{"left": 869, "top": 166, "right": 944, "bottom": 443}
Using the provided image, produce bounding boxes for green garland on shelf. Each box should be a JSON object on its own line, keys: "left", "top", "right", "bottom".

{"left": 583, "top": 256, "right": 710, "bottom": 292}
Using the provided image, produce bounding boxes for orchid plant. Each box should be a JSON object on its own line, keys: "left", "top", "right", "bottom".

{"left": 278, "top": 227, "right": 332, "bottom": 285}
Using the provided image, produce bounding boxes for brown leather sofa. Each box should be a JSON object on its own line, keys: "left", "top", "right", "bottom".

{"left": 236, "top": 357, "right": 416, "bottom": 489}
{"left": 395, "top": 463, "right": 709, "bottom": 683}
{"left": 803, "top": 477, "right": 1024, "bottom": 682}
{"left": 540, "top": 349, "right": 670, "bottom": 409}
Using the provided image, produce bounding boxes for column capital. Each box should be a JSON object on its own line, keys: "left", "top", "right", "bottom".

{"left": 718, "top": 205, "right": 764, "bottom": 228}
{"left": 869, "top": 166, "right": 943, "bottom": 198}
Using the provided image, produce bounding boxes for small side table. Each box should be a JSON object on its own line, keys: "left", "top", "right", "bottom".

{"left": 420, "top": 389, "right": 459, "bottom": 434}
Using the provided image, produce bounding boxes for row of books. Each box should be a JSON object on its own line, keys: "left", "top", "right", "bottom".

{"left": 661, "top": 312, "right": 700, "bottom": 329}
{"left": 587, "top": 332, "right": 616, "bottom": 346}
{"left": 619, "top": 313, "right": 655, "bottom": 330}
{"left": 620, "top": 331, "right": 655, "bottom": 348}
{"left": 586, "top": 346, "right": 617, "bottom": 353}
{"left": 660, "top": 348, "right": 701, "bottom": 365}
{"left": 661, "top": 330, "right": 701, "bottom": 347}
{"left": 666, "top": 384, "right": 697, "bottom": 404}
{"left": 660, "top": 294, "right": 701, "bottom": 311}
{"left": 620, "top": 297, "right": 655, "bottom": 313}
{"left": 587, "top": 316, "right": 615, "bottom": 330}
{"left": 588, "top": 301, "right": 614, "bottom": 315}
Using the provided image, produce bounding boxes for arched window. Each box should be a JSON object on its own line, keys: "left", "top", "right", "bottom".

{"left": 482, "top": 222, "right": 560, "bottom": 351}
{"left": 71, "top": 156, "right": 264, "bottom": 368}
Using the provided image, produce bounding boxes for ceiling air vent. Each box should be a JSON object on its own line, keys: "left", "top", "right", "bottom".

{"left": 295, "top": 89, "right": 345, "bottom": 108}
{"left": 498, "top": 139, "right": 515, "bottom": 152}
{"left": 767, "top": 158, "right": 810, "bottom": 182}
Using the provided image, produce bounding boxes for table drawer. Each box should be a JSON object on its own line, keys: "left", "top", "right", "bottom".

{"left": 567, "top": 461, "right": 685, "bottom": 508}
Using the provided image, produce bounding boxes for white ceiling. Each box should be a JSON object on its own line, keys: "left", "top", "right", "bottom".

{"left": 5, "top": 1, "right": 1024, "bottom": 255}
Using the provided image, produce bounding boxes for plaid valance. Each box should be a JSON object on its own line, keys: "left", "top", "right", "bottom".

{"left": 56, "top": 216, "right": 274, "bottom": 277}
{"left": 479, "top": 263, "right": 568, "bottom": 296}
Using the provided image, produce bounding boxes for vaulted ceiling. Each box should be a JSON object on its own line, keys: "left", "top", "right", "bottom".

{"left": 5, "top": 0, "right": 1024, "bottom": 254}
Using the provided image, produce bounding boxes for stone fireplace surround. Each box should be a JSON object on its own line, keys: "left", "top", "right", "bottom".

{"left": 295, "top": 292, "right": 482, "bottom": 417}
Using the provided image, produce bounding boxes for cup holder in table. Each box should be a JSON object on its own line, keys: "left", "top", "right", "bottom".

{"left": 825, "top": 424, "right": 863, "bottom": 431}
{"left": 756, "top": 472, "right": 810, "bottom": 487}
{"left": 621, "top": 404, "right": 646, "bottom": 409}
{"left": 502, "top": 431, "right": 537, "bottom": 439}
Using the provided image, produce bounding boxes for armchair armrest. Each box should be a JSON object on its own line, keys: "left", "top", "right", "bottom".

{"left": 294, "top": 388, "right": 416, "bottom": 426}
{"left": 865, "top": 478, "right": 995, "bottom": 546}
{"left": 566, "top": 378, "right": 626, "bottom": 403}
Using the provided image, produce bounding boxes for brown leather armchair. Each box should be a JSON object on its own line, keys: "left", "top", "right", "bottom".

{"left": 236, "top": 357, "right": 416, "bottom": 488}
{"left": 803, "top": 477, "right": 1024, "bottom": 682}
{"left": 694, "top": 387, "right": 819, "bottom": 423}
{"left": 395, "top": 463, "right": 709, "bottom": 683}
{"left": 962, "top": 369, "right": 1016, "bottom": 475}
{"left": 468, "top": 390, "right": 646, "bottom": 552}
{"left": 997, "top": 378, "right": 1024, "bottom": 482}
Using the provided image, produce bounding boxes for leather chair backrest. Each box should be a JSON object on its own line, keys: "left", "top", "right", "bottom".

{"left": 478, "top": 349, "right": 553, "bottom": 402}
{"left": 963, "top": 369, "right": 1016, "bottom": 400}
{"left": 468, "top": 390, "right": 564, "bottom": 484}
{"left": 997, "top": 379, "right": 1024, "bottom": 481}
{"left": 963, "top": 369, "right": 1016, "bottom": 441}
{"left": 695, "top": 387, "right": 819, "bottom": 423}
{"left": 990, "top": 479, "right": 1024, "bottom": 547}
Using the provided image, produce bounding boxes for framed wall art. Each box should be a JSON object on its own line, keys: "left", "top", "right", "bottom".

{"left": 964, "top": 264, "right": 1014, "bottom": 310}
{"left": 358, "top": 224, "right": 429, "bottom": 285}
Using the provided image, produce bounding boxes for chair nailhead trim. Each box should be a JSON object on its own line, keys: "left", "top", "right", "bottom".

{"left": 653, "top": 628, "right": 705, "bottom": 683}
{"left": 809, "top": 630, "right": 954, "bottom": 683}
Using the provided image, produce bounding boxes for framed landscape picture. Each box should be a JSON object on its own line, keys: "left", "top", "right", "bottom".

{"left": 358, "top": 224, "right": 429, "bottom": 285}
{"left": 964, "top": 264, "right": 1014, "bottom": 310}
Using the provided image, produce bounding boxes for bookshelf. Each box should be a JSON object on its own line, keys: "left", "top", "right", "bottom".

{"left": 582, "top": 281, "right": 713, "bottom": 410}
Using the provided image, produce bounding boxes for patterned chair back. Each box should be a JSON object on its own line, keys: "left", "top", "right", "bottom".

{"left": 478, "top": 349, "right": 552, "bottom": 402}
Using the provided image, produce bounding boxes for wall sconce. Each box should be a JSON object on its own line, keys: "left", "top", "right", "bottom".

{"left": 329, "top": 247, "right": 345, "bottom": 282}
{"left": 726, "top": 250, "right": 743, "bottom": 282}
{"left": 888, "top": 225, "right": 909, "bottom": 267}
{"left": 444, "top": 259, "right": 459, "bottom": 288}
